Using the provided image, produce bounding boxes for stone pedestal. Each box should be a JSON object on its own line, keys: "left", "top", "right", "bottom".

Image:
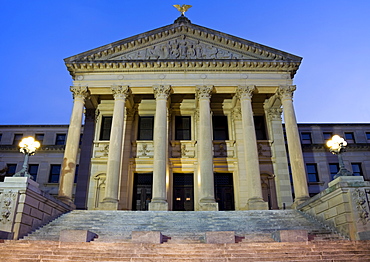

{"left": 0, "top": 177, "right": 73, "bottom": 240}
{"left": 299, "top": 176, "right": 370, "bottom": 240}
{"left": 272, "top": 230, "right": 308, "bottom": 242}
{"left": 60, "top": 230, "right": 97, "bottom": 242}
{"left": 132, "top": 231, "right": 163, "bottom": 244}
{"left": 206, "top": 231, "right": 235, "bottom": 244}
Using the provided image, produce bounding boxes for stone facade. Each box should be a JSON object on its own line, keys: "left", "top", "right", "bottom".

{"left": 1, "top": 17, "right": 369, "bottom": 212}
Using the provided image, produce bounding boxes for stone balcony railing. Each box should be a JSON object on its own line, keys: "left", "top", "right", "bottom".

{"left": 213, "top": 140, "right": 236, "bottom": 158}
{"left": 132, "top": 141, "right": 154, "bottom": 158}
{"left": 171, "top": 141, "right": 196, "bottom": 158}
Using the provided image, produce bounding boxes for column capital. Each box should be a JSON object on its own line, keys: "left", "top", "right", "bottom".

{"left": 236, "top": 85, "right": 255, "bottom": 100}
{"left": 111, "top": 85, "right": 130, "bottom": 100}
{"left": 153, "top": 85, "right": 171, "bottom": 99}
{"left": 278, "top": 85, "right": 296, "bottom": 100}
{"left": 196, "top": 85, "right": 213, "bottom": 99}
{"left": 266, "top": 107, "right": 283, "bottom": 121}
{"left": 70, "top": 86, "right": 89, "bottom": 100}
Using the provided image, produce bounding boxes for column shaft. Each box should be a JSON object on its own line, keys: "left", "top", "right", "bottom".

{"left": 58, "top": 86, "right": 88, "bottom": 205}
{"left": 149, "top": 85, "right": 170, "bottom": 211}
{"left": 237, "top": 86, "right": 267, "bottom": 210}
{"left": 279, "top": 85, "right": 309, "bottom": 205}
{"left": 102, "top": 86, "right": 129, "bottom": 210}
{"left": 196, "top": 85, "right": 218, "bottom": 211}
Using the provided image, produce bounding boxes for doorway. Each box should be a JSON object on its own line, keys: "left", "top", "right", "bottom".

{"left": 214, "top": 173, "right": 235, "bottom": 211}
{"left": 173, "top": 173, "right": 194, "bottom": 211}
{"left": 132, "top": 173, "right": 152, "bottom": 211}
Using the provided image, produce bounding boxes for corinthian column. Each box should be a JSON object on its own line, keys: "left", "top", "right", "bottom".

{"left": 149, "top": 85, "right": 171, "bottom": 211}
{"left": 58, "top": 86, "right": 89, "bottom": 205}
{"left": 101, "top": 85, "right": 130, "bottom": 210}
{"left": 279, "top": 85, "right": 309, "bottom": 206}
{"left": 264, "top": 101, "right": 293, "bottom": 208}
{"left": 237, "top": 86, "right": 268, "bottom": 210}
{"left": 196, "top": 85, "right": 218, "bottom": 211}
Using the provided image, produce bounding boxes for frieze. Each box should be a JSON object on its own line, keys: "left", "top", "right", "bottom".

{"left": 0, "top": 190, "right": 17, "bottom": 225}
{"left": 112, "top": 36, "right": 247, "bottom": 61}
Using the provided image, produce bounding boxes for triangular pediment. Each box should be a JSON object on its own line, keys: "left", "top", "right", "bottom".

{"left": 65, "top": 17, "right": 302, "bottom": 77}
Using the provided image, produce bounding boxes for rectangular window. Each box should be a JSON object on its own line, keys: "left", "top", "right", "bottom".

{"left": 55, "top": 134, "right": 66, "bottom": 145}
{"left": 138, "top": 116, "right": 154, "bottom": 140}
{"left": 254, "top": 116, "right": 267, "bottom": 140}
{"left": 28, "top": 164, "right": 39, "bottom": 181}
{"left": 35, "top": 134, "right": 44, "bottom": 145}
{"left": 13, "top": 134, "right": 23, "bottom": 145}
{"left": 344, "top": 132, "right": 355, "bottom": 143}
{"left": 1, "top": 164, "right": 17, "bottom": 182}
{"left": 213, "top": 116, "right": 229, "bottom": 140}
{"left": 323, "top": 132, "right": 333, "bottom": 141}
{"left": 100, "top": 116, "right": 112, "bottom": 140}
{"left": 301, "top": 132, "right": 312, "bottom": 144}
{"left": 0, "top": 133, "right": 2, "bottom": 143}
{"left": 175, "top": 116, "right": 191, "bottom": 140}
{"left": 366, "top": 132, "right": 370, "bottom": 142}
{"left": 351, "top": 163, "right": 363, "bottom": 176}
{"left": 49, "top": 164, "right": 61, "bottom": 183}
{"left": 329, "top": 163, "right": 339, "bottom": 180}
{"left": 306, "top": 164, "right": 319, "bottom": 182}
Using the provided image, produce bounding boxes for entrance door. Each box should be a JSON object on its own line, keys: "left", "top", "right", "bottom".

{"left": 173, "top": 173, "right": 194, "bottom": 211}
{"left": 132, "top": 173, "right": 152, "bottom": 211}
{"left": 214, "top": 173, "right": 235, "bottom": 211}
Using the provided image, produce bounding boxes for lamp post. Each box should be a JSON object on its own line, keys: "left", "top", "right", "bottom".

{"left": 13, "top": 137, "right": 40, "bottom": 179}
{"left": 326, "top": 135, "right": 352, "bottom": 179}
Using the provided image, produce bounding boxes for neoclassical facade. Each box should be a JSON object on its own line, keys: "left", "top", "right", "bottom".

{"left": 59, "top": 15, "right": 310, "bottom": 211}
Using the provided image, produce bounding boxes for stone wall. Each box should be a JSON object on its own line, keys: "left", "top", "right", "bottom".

{"left": 298, "top": 176, "right": 370, "bottom": 240}
{"left": 0, "top": 177, "right": 73, "bottom": 239}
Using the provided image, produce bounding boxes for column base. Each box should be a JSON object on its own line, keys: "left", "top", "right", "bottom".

{"left": 291, "top": 196, "right": 310, "bottom": 209}
{"left": 57, "top": 196, "right": 76, "bottom": 209}
{"left": 199, "top": 202, "right": 219, "bottom": 211}
{"left": 148, "top": 201, "right": 168, "bottom": 211}
{"left": 247, "top": 198, "right": 268, "bottom": 210}
{"left": 100, "top": 198, "right": 119, "bottom": 210}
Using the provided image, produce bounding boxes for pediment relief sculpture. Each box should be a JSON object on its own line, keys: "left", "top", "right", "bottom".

{"left": 99, "top": 36, "right": 258, "bottom": 61}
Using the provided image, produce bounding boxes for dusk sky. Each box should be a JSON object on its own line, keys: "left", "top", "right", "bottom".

{"left": 1, "top": 1, "right": 369, "bottom": 124}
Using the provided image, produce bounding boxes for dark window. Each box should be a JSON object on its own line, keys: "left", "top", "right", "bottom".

{"left": 55, "top": 134, "right": 66, "bottom": 145}
{"left": 213, "top": 116, "right": 229, "bottom": 140}
{"left": 175, "top": 116, "right": 191, "bottom": 140}
{"left": 138, "top": 116, "right": 154, "bottom": 140}
{"left": 13, "top": 134, "right": 23, "bottom": 145}
{"left": 306, "top": 164, "right": 319, "bottom": 182}
{"left": 301, "top": 132, "right": 312, "bottom": 144}
{"left": 329, "top": 163, "right": 339, "bottom": 180}
{"left": 35, "top": 134, "right": 44, "bottom": 145}
{"left": 254, "top": 116, "right": 267, "bottom": 140}
{"left": 6, "top": 164, "right": 17, "bottom": 176}
{"left": 351, "top": 163, "right": 363, "bottom": 176}
{"left": 323, "top": 132, "right": 333, "bottom": 141}
{"left": 0, "top": 134, "right": 2, "bottom": 143}
{"left": 366, "top": 132, "right": 370, "bottom": 141}
{"left": 1, "top": 164, "right": 17, "bottom": 182}
{"left": 29, "top": 164, "right": 39, "bottom": 181}
{"left": 100, "top": 116, "right": 112, "bottom": 140}
{"left": 344, "top": 132, "right": 355, "bottom": 143}
{"left": 49, "top": 165, "right": 61, "bottom": 183}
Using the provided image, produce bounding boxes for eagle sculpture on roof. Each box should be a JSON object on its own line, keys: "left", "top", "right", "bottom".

{"left": 173, "top": 4, "right": 192, "bottom": 16}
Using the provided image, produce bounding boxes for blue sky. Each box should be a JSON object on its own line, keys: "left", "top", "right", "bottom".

{"left": 1, "top": 1, "right": 369, "bottom": 124}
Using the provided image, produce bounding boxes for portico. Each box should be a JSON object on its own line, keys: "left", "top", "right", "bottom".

{"left": 59, "top": 15, "right": 309, "bottom": 211}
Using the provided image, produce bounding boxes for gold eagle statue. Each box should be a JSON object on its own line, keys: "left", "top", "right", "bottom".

{"left": 173, "top": 4, "right": 192, "bottom": 16}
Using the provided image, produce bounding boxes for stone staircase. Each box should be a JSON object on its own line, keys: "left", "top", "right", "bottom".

{"left": 0, "top": 240, "right": 369, "bottom": 261}
{"left": 23, "top": 210, "right": 345, "bottom": 243}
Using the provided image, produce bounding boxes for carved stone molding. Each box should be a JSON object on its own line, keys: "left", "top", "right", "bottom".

{"left": 266, "top": 107, "right": 283, "bottom": 121}
{"left": 196, "top": 85, "right": 213, "bottom": 99}
{"left": 153, "top": 85, "right": 171, "bottom": 99}
{"left": 70, "top": 85, "right": 89, "bottom": 100}
{"left": 0, "top": 190, "right": 17, "bottom": 225}
{"left": 278, "top": 85, "right": 296, "bottom": 100}
{"left": 236, "top": 85, "right": 255, "bottom": 100}
{"left": 352, "top": 188, "right": 370, "bottom": 225}
{"left": 111, "top": 85, "right": 130, "bottom": 100}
